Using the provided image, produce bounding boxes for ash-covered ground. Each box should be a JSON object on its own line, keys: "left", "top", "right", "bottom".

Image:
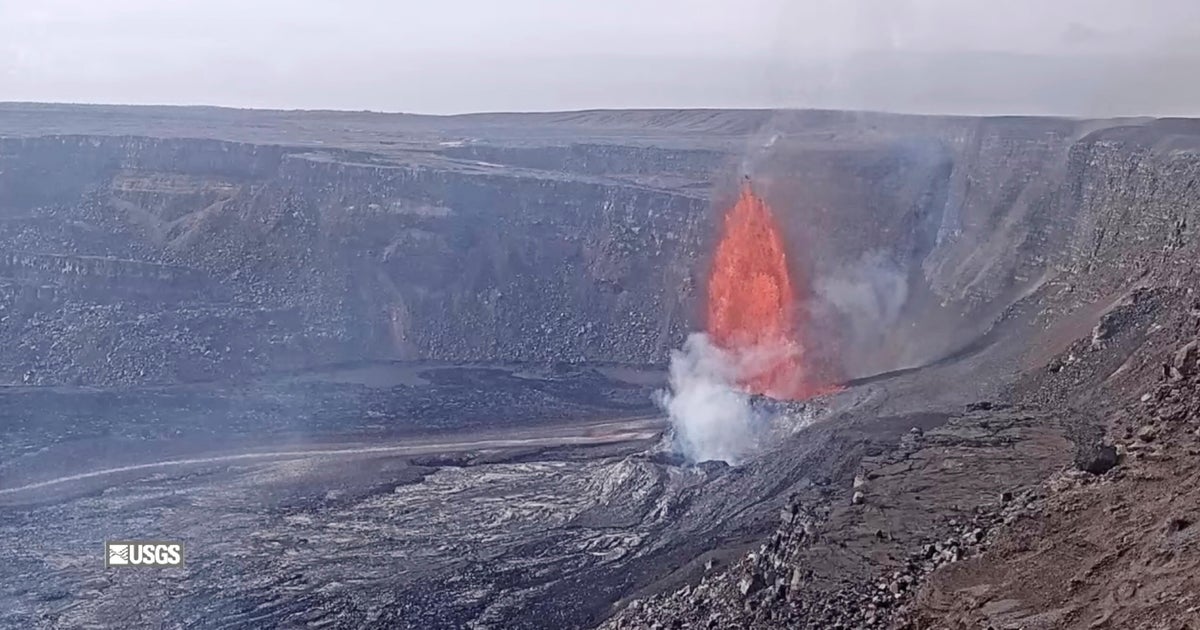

{"left": 2, "top": 105, "right": 1200, "bottom": 629}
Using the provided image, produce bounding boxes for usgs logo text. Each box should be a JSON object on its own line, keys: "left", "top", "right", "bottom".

{"left": 105, "top": 541, "right": 184, "bottom": 568}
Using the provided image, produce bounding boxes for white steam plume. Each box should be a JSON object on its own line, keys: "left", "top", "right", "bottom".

{"left": 654, "top": 333, "right": 762, "bottom": 465}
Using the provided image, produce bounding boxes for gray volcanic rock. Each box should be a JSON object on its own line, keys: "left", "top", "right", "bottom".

{"left": 1075, "top": 442, "right": 1119, "bottom": 475}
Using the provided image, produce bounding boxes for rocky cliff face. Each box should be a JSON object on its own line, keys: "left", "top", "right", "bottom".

{"left": 0, "top": 134, "right": 719, "bottom": 384}
{"left": 1, "top": 106, "right": 1198, "bottom": 387}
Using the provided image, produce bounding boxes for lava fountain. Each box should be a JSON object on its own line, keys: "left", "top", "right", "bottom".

{"left": 707, "top": 179, "right": 824, "bottom": 399}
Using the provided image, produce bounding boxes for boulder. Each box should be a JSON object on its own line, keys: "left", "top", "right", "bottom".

{"left": 1075, "top": 443, "right": 1120, "bottom": 475}
{"left": 1173, "top": 340, "right": 1199, "bottom": 378}
{"left": 738, "top": 572, "right": 764, "bottom": 597}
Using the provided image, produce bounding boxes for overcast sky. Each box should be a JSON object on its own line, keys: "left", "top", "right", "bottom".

{"left": 1, "top": 0, "right": 1198, "bottom": 115}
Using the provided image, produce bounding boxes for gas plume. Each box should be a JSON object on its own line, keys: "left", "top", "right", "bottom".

{"left": 814, "top": 250, "right": 910, "bottom": 376}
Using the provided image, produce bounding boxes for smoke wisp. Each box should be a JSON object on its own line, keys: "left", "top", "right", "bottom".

{"left": 655, "top": 333, "right": 763, "bottom": 465}
{"left": 815, "top": 250, "right": 910, "bottom": 376}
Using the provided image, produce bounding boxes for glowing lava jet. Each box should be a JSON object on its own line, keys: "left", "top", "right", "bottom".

{"left": 706, "top": 179, "right": 823, "bottom": 399}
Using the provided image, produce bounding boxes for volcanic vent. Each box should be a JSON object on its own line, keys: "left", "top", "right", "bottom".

{"left": 707, "top": 179, "right": 828, "bottom": 400}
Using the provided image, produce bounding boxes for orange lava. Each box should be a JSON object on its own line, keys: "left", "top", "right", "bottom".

{"left": 707, "top": 180, "right": 824, "bottom": 399}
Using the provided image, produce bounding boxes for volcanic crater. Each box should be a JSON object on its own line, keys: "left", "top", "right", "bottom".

{"left": 1, "top": 104, "right": 1199, "bottom": 629}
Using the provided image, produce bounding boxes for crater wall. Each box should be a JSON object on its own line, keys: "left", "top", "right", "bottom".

{"left": 1, "top": 106, "right": 1197, "bottom": 386}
